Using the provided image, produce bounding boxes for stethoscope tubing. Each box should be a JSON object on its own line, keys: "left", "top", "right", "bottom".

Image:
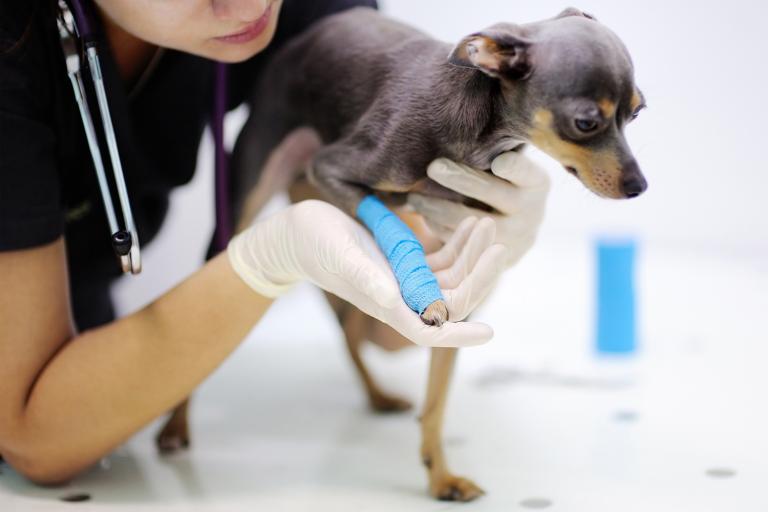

{"left": 85, "top": 45, "right": 142, "bottom": 272}
{"left": 59, "top": 0, "right": 142, "bottom": 273}
{"left": 58, "top": 0, "right": 230, "bottom": 274}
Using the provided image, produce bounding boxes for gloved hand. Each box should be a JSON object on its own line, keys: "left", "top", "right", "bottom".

{"left": 408, "top": 151, "right": 550, "bottom": 267}
{"left": 228, "top": 200, "right": 507, "bottom": 348}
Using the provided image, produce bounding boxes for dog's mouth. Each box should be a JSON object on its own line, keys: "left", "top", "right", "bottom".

{"left": 563, "top": 164, "right": 626, "bottom": 199}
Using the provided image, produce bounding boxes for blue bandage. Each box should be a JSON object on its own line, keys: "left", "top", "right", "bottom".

{"left": 356, "top": 195, "right": 443, "bottom": 315}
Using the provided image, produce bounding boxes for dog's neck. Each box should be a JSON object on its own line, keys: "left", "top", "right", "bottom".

{"left": 428, "top": 63, "right": 525, "bottom": 169}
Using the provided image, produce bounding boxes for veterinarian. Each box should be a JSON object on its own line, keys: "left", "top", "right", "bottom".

{"left": 0, "top": 0, "right": 550, "bottom": 483}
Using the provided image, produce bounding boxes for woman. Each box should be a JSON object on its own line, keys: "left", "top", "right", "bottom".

{"left": 0, "top": 0, "right": 549, "bottom": 484}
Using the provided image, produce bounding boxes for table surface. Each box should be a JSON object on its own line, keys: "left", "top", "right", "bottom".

{"left": 1, "top": 237, "right": 765, "bottom": 511}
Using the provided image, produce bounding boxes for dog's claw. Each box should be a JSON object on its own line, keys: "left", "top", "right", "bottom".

{"left": 369, "top": 392, "right": 413, "bottom": 413}
{"left": 156, "top": 433, "right": 189, "bottom": 454}
{"left": 420, "top": 300, "right": 449, "bottom": 327}
{"left": 156, "top": 420, "right": 190, "bottom": 455}
{"left": 157, "top": 436, "right": 189, "bottom": 454}
{"left": 431, "top": 476, "right": 485, "bottom": 502}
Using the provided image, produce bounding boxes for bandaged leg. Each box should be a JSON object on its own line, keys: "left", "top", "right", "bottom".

{"left": 356, "top": 195, "right": 448, "bottom": 326}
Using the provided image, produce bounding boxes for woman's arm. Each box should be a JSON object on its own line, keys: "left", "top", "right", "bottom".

{"left": 0, "top": 200, "right": 503, "bottom": 485}
{"left": 0, "top": 237, "right": 272, "bottom": 484}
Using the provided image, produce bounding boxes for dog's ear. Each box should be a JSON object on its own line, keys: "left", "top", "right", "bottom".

{"left": 556, "top": 7, "right": 597, "bottom": 21}
{"left": 449, "top": 28, "right": 533, "bottom": 80}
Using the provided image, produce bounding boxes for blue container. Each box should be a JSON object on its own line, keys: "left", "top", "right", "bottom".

{"left": 595, "top": 238, "right": 638, "bottom": 355}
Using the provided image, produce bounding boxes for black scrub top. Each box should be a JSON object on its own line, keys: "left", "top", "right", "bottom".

{"left": 0, "top": 0, "right": 376, "bottom": 329}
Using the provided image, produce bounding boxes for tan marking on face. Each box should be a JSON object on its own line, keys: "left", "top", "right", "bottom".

{"left": 528, "top": 109, "right": 624, "bottom": 198}
{"left": 630, "top": 90, "right": 643, "bottom": 113}
{"left": 598, "top": 98, "right": 617, "bottom": 119}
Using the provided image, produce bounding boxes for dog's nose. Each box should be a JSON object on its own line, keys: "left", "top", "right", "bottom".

{"left": 622, "top": 175, "right": 647, "bottom": 198}
{"left": 620, "top": 158, "right": 647, "bottom": 198}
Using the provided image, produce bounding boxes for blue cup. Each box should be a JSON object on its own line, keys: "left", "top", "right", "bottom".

{"left": 595, "top": 238, "right": 638, "bottom": 355}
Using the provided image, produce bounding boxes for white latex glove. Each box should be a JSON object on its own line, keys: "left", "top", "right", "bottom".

{"left": 228, "top": 200, "right": 507, "bottom": 348}
{"left": 408, "top": 151, "right": 550, "bottom": 267}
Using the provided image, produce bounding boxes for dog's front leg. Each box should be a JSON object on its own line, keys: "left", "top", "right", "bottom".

{"left": 287, "top": 178, "right": 413, "bottom": 413}
{"left": 309, "top": 144, "right": 450, "bottom": 326}
{"left": 330, "top": 296, "right": 414, "bottom": 412}
{"left": 421, "top": 347, "right": 484, "bottom": 501}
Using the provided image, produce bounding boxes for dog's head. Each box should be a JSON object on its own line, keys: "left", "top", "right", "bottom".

{"left": 449, "top": 7, "right": 647, "bottom": 199}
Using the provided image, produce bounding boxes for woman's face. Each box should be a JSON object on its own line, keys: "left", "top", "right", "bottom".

{"left": 93, "top": 0, "right": 284, "bottom": 62}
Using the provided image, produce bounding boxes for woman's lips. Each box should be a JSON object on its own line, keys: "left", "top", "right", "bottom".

{"left": 215, "top": 5, "right": 273, "bottom": 45}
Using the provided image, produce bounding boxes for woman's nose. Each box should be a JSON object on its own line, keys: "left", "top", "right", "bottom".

{"left": 212, "top": 0, "right": 270, "bottom": 22}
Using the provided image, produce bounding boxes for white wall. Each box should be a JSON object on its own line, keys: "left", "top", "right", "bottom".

{"left": 113, "top": 0, "right": 768, "bottom": 314}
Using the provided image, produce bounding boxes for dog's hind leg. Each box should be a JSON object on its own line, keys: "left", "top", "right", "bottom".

{"left": 153, "top": 127, "right": 321, "bottom": 456}
{"left": 421, "top": 348, "right": 484, "bottom": 501}
{"left": 333, "top": 296, "right": 413, "bottom": 413}
{"left": 235, "top": 127, "right": 322, "bottom": 232}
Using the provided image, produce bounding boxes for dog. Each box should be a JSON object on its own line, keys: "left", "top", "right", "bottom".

{"left": 157, "top": 7, "right": 646, "bottom": 501}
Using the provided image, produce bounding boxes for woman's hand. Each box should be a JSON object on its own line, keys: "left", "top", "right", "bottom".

{"left": 408, "top": 151, "right": 551, "bottom": 267}
{"left": 228, "top": 200, "right": 506, "bottom": 348}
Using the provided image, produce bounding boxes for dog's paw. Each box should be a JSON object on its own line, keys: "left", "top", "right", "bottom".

{"left": 420, "top": 300, "right": 449, "bottom": 327}
{"left": 369, "top": 392, "right": 412, "bottom": 413}
{"left": 431, "top": 475, "right": 485, "bottom": 502}
{"left": 155, "top": 421, "right": 190, "bottom": 455}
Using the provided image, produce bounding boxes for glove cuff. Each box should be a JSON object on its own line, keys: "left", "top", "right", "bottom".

{"left": 227, "top": 232, "right": 296, "bottom": 298}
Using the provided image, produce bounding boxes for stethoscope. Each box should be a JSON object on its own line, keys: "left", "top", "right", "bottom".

{"left": 56, "top": 0, "right": 232, "bottom": 275}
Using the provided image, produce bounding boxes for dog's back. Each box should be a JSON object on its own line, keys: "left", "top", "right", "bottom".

{"left": 262, "top": 7, "right": 445, "bottom": 141}
{"left": 230, "top": 8, "right": 464, "bottom": 218}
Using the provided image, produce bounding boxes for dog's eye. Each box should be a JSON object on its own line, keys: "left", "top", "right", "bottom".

{"left": 575, "top": 119, "right": 599, "bottom": 133}
{"left": 631, "top": 105, "right": 646, "bottom": 121}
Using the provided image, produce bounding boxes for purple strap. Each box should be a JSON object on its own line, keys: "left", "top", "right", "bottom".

{"left": 212, "top": 62, "right": 232, "bottom": 252}
{"left": 68, "top": 0, "right": 94, "bottom": 40}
